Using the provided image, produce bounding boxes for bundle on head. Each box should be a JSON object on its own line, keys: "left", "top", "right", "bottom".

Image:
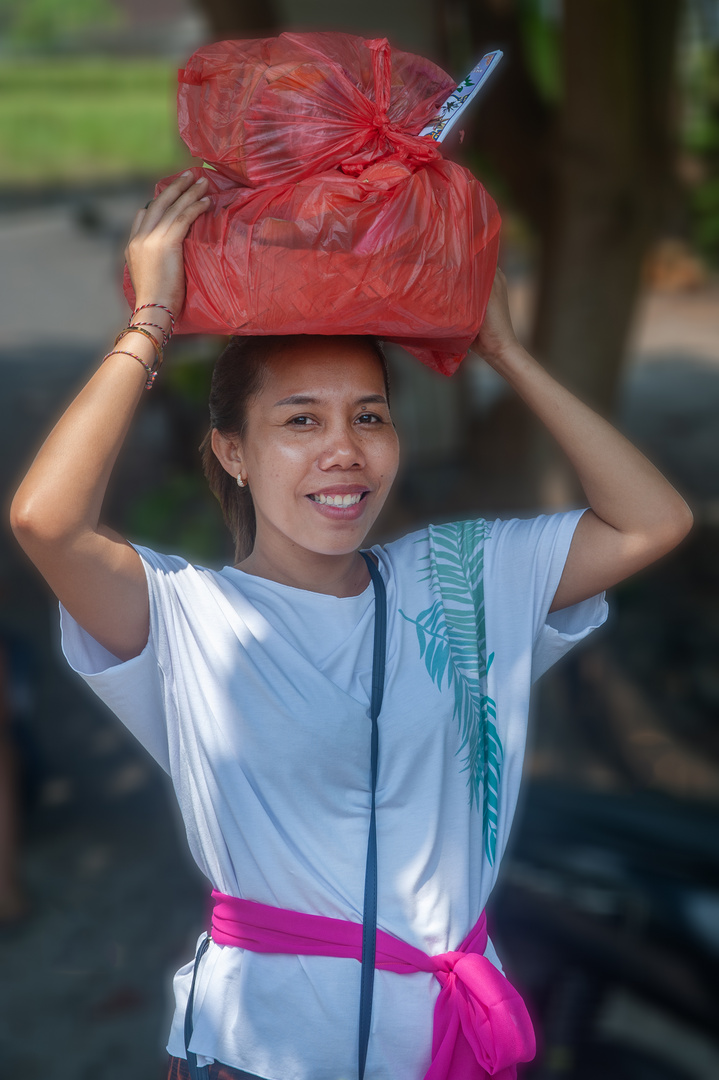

{"left": 124, "top": 31, "right": 501, "bottom": 376}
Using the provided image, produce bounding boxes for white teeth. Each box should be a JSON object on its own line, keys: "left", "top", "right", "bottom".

{"left": 310, "top": 492, "right": 364, "bottom": 506}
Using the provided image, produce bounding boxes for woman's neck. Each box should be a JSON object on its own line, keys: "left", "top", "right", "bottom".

{"left": 236, "top": 544, "right": 371, "bottom": 597}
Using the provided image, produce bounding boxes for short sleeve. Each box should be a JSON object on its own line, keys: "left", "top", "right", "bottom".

{"left": 484, "top": 507, "right": 609, "bottom": 684}
{"left": 57, "top": 543, "right": 179, "bottom": 773}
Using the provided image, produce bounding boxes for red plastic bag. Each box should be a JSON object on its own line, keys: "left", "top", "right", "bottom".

{"left": 124, "top": 32, "right": 501, "bottom": 376}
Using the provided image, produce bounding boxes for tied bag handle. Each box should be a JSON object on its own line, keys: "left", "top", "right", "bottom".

{"left": 358, "top": 549, "right": 387, "bottom": 1080}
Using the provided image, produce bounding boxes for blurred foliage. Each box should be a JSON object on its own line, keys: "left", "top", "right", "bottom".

{"left": 683, "top": 41, "right": 719, "bottom": 263}
{"left": 163, "top": 347, "right": 218, "bottom": 407}
{"left": 0, "top": 58, "right": 191, "bottom": 185}
{"left": 125, "top": 471, "right": 229, "bottom": 567}
{"left": 518, "top": 0, "right": 562, "bottom": 104}
{"left": 0, "top": 0, "right": 118, "bottom": 47}
{"left": 124, "top": 350, "right": 234, "bottom": 567}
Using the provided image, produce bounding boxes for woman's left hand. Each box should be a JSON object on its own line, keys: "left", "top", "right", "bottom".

{"left": 471, "top": 268, "right": 520, "bottom": 368}
{"left": 468, "top": 269, "right": 693, "bottom": 615}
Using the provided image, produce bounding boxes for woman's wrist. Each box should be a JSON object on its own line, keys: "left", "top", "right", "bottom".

{"left": 130, "top": 301, "right": 175, "bottom": 346}
{"left": 480, "top": 337, "right": 537, "bottom": 385}
{"left": 101, "top": 301, "right": 178, "bottom": 389}
{"left": 102, "top": 302, "right": 176, "bottom": 390}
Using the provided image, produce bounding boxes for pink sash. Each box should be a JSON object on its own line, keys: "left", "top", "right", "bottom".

{"left": 211, "top": 889, "right": 536, "bottom": 1080}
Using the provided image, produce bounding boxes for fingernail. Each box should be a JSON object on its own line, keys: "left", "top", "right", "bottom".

{"left": 195, "top": 176, "right": 207, "bottom": 183}
{"left": 181, "top": 170, "right": 192, "bottom": 177}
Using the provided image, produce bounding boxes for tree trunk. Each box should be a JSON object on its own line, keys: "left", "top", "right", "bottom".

{"left": 435, "top": 0, "right": 558, "bottom": 511}
{"left": 440, "top": 0, "right": 682, "bottom": 509}
{"left": 529, "top": 0, "right": 682, "bottom": 506}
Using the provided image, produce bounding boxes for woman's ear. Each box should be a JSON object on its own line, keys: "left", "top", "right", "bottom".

{"left": 211, "top": 428, "right": 243, "bottom": 479}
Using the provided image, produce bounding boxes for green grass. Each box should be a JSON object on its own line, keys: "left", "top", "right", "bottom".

{"left": 0, "top": 57, "right": 194, "bottom": 185}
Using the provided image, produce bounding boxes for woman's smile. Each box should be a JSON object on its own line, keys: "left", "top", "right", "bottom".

{"left": 307, "top": 486, "right": 371, "bottom": 518}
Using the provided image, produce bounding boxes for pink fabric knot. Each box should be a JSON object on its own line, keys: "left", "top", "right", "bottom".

{"left": 425, "top": 949, "right": 536, "bottom": 1080}
{"left": 432, "top": 949, "right": 465, "bottom": 978}
{"left": 208, "top": 890, "right": 536, "bottom": 1080}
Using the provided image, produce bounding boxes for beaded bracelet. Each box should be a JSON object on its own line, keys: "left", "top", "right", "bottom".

{"left": 115, "top": 325, "right": 163, "bottom": 366}
{"left": 102, "top": 349, "right": 158, "bottom": 390}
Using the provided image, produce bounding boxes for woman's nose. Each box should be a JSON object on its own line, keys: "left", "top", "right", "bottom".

{"left": 317, "top": 424, "right": 366, "bottom": 470}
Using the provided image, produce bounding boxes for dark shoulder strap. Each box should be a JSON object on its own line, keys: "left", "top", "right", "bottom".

{"left": 358, "top": 550, "right": 387, "bottom": 1080}
{"left": 184, "top": 934, "right": 211, "bottom": 1079}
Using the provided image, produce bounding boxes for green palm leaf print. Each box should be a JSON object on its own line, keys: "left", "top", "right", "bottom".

{"left": 400, "top": 520, "right": 503, "bottom": 865}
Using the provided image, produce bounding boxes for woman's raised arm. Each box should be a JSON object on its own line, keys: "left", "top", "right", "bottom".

{"left": 10, "top": 172, "right": 211, "bottom": 661}
{"left": 472, "top": 270, "right": 694, "bottom": 613}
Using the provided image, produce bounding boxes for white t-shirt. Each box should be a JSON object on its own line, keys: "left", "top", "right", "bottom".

{"left": 59, "top": 508, "right": 608, "bottom": 1080}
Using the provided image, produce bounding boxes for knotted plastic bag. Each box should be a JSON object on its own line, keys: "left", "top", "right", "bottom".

{"left": 124, "top": 32, "right": 501, "bottom": 376}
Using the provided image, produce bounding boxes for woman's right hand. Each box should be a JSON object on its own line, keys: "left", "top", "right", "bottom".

{"left": 125, "top": 171, "right": 211, "bottom": 318}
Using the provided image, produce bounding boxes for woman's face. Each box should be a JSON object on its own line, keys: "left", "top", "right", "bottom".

{"left": 215, "top": 337, "right": 400, "bottom": 566}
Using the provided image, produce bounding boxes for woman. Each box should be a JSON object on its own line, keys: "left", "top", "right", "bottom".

{"left": 10, "top": 172, "right": 692, "bottom": 1080}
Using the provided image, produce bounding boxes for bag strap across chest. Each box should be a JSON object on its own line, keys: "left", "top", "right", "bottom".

{"left": 358, "top": 549, "right": 387, "bottom": 1080}
{"left": 184, "top": 550, "right": 388, "bottom": 1080}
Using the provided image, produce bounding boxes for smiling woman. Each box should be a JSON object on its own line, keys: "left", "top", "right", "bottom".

{"left": 199, "top": 334, "right": 396, "bottom": 590}
{"left": 9, "top": 172, "right": 692, "bottom": 1080}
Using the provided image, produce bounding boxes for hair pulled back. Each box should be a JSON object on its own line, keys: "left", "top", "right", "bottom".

{"left": 200, "top": 335, "right": 391, "bottom": 564}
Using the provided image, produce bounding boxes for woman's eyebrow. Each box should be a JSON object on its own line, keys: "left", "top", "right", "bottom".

{"left": 274, "top": 394, "right": 319, "bottom": 406}
{"left": 273, "top": 393, "right": 387, "bottom": 407}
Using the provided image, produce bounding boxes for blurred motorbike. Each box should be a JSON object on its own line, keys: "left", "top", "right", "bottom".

{"left": 488, "top": 781, "right": 719, "bottom": 1080}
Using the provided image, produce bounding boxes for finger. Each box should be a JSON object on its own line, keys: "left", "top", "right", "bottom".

{"left": 136, "top": 171, "right": 197, "bottom": 233}
{"left": 151, "top": 177, "right": 211, "bottom": 237}
{"left": 127, "top": 208, "right": 146, "bottom": 242}
{"left": 139, "top": 175, "right": 209, "bottom": 238}
{"left": 160, "top": 189, "right": 212, "bottom": 241}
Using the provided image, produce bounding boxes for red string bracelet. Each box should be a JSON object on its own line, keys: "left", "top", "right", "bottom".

{"left": 102, "top": 349, "right": 158, "bottom": 390}
{"left": 131, "top": 302, "right": 176, "bottom": 343}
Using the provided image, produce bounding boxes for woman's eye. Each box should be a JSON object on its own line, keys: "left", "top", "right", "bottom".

{"left": 287, "top": 415, "right": 315, "bottom": 426}
{"left": 356, "top": 412, "right": 381, "bottom": 424}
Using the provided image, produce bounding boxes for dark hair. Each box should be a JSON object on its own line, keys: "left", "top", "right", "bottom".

{"left": 200, "top": 335, "right": 391, "bottom": 563}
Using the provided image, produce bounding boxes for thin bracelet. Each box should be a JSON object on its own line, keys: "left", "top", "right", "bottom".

{"left": 115, "top": 325, "right": 163, "bottom": 366}
{"left": 131, "top": 302, "right": 176, "bottom": 339}
{"left": 102, "top": 349, "right": 158, "bottom": 390}
{"left": 129, "top": 320, "right": 171, "bottom": 347}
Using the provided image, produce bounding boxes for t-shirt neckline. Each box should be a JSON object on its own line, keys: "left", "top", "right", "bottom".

{"left": 219, "top": 553, "right": 377, "bottom": 602}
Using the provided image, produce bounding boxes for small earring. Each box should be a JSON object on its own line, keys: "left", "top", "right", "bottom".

{"left": 236, "top": 473, "right": 246, "bottom": 488}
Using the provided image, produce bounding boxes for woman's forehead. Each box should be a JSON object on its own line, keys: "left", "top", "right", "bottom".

{"left": 259, "top": 337, "right": 387, "bottom": 396}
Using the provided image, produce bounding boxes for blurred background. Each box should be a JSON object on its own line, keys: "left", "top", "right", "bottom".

{"left": 0, "top": 1, "right": 718, "bottom": 1077}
